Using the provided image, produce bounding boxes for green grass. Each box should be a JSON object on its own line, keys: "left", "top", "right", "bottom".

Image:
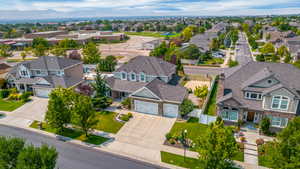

{"left": 93, "top": 111, "right": 125, "bottom": 134}
{"left": 161, "top": 151, "right": 204, "bottom": 169}
{"left": 124, "top": 32, "right": 181, "bottom": 38}
{"left": 204, "top": 81, "right": 218, "bottom": 116}
{"left": 258, "top": 144, "right": 273, "bottom": 168}
{"left": 30, "top": 121, "right": 109, "bottom": 145}
{"left": 168, "top": 119, "right": 244, "bottom": 161}
{"left": 0, "top": 99, "right": 25, "bottom": 111}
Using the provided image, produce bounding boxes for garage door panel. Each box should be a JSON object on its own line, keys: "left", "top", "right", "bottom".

{"left": 163, "top": 103, "right": 179, "bottom": 118}
{"left": 35, "top": 88, "right": 52, "bottom": 98}
{"left": 134, "top": 100, "right": 159, "bottom": 115}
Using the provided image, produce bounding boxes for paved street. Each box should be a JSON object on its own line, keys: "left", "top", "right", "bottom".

{"left": 0, "top": 124, "right": 164, "bottom": 169}
{"left": 235, "top": 32, "right": 253, "bottom": 65}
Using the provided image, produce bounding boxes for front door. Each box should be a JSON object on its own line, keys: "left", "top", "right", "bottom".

{"left": 247, "top": 112, "right": 255, "bottom": 122}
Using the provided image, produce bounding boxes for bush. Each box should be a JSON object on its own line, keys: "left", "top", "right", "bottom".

{"left": 194, "top": 85, "right": 208, "bottom": 99}
{"left": 256, "top": 138, "right": 265, "bottom": 146}
{"left": 8, "top": 93, "right": 21, "bottom": 100}
{"left": 128, "top": 113, "right": 133, "bottom": 118}
{"left": 121, "top": 98, "right": 131, "bottom": 109}
{"left": 119, "top": 113, "right": 133, "bottom": 122}
{"left": 0, "top": 78, "right": 7, "bottom": 89}
{"left": 165, "top": 132, "right": 173, "bottom": 141}
{"left": 260, "top": 117, "right": 271, "bottom": 135}
{"left": 92, "top": 96, "right": 113, "bottom": 109}
{"left": 9, "top": 88, "right": 18, "bottom": 94}
{"left": 20, "top": 92, "right": 32, "bottom": 102}
{"left": 0, "top": 89, "right": 10, "bottom": 98}
{"left": 179, "top": 99, "right": 194, "bottom": 116}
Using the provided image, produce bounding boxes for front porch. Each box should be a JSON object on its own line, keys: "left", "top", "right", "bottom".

{"left": 219, "top": 106, "right": 263, "bottom": 124}
{"left": 108, "top": 90, "right": 131, "bottom": 101}
{"left": 16, "top": 83, "right": 34, "bottom": 93}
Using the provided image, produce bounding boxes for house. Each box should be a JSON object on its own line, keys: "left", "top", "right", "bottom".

{"left": 105, "top": 56, "right": 188, "bottom": 118}
{"left": 217, "top": 62, "right": 300, "bottom": 132}
{"left": 286, "top": 37, "right": 300, "bottom": 61}
{"left": 142, "top": 40, "right": 162, "bottom": 50}
{"left": 6, "top": 56, "right": 84, "bottom": 98}
{"left": 189, "top": 32, "right": 218, "bottom": 53}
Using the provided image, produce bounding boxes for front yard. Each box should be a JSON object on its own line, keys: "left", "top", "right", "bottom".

{"left": 258, "top": 143, "right": 273, "bottom": 168}
{"left": 30, "top": 121, "right": 109, "bottom": 145}
{"left": 93, "top": 111, "right": 125, "bottom": 134}
{"left": 0, "top": 99, "right": 25, "bottom": 112}
{"left": 161, "top": 151, "right": 204, "bottom": 169}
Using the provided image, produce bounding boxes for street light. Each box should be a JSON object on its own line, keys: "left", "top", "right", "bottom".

{"left": 181, "top": 129, "right": 188, "bottom": 162}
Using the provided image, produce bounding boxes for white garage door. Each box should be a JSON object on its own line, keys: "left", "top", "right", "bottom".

{"left": 35, "top": 88, "right": 52, "bottom": 98}
{"left": 163, "top": 103, "right": 179, "bottom": 118}
{"left": 134, "top": 100, "right": 159, "bottom": 115}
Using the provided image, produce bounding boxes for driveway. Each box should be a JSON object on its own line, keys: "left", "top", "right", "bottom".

{"left": 104, "top": 112, "right": 176, "bottom": 162}
{"left": 9, "top": 97, "right": 48, "bottom": 121}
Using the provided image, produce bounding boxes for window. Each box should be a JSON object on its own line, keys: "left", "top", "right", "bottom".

{"left": 140, "top": 73, "right": 145, "bottom": 82}
{"left": 121, "top": 72, "right": 127, "bottom": 80}
{"left": 130, "top": 73, "right": 136, "bottom": 81}
{"left": 267, "top": 115, "right": 288, "bottom": 127}
{"left": 20, "top": 70, "right": 28, "bottom": 76}
{"left": 245, "top": 92, "right": 262, "bottom": 100}
{"left": 271, "top": 96, "right": 289, "bottom": 110}
{"left": 221, "top": 109, "right": 238, "bottom": 122}
{"left": 36, "top": 70, "right": 41, "bottom": 75}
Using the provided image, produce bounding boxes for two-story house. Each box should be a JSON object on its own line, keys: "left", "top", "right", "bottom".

{"left": 217, "top": 62, "right": 300, "bottom": 132}
{"left": 105, "top": 56, "right": 188, "bottom": 118}
{"left": 6, "top": 56, "right": 84, "bottom": 97}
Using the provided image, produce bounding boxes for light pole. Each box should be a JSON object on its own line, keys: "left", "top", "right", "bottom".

{"left": 181, "top": 129, "right": 188, "bottom": 162}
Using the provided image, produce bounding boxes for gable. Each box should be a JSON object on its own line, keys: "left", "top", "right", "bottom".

{"left": 36, "top": 78, "right": 50, "bottom": 85}
{"left": 251, "top": 77, "right": 279, "bottom": 88}
{"left": 221, "top": 98, "right": 242, "bottom": 107}
{"left": 131, "top": 87, "right": 160, "bottom": 100}
{"left": 269, "top": 87, "right": 295, "bottom": 99}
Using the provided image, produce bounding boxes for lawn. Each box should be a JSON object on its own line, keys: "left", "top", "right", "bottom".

{"left": 161, "top": 151, "right": 204, "bottom": 169}
{"left": 258, "top": 144, "right": 273, "bottom": 168}
{"left": 168, "top": 119, "right": 244, "bottom": 161}
{"left": 30, "top": 121, "right": 109, "bottom": 145}
{"left": 125, "top": 31, "right": 181, "bottom": 38}
{"left": 203, "top": 81, "right": 218, "bottom": 116}
{"left": 93, "top": 111, "right": 125, "bottom": 134}
{"left": 0, "top": 99, "right": 25, "bottom": 112}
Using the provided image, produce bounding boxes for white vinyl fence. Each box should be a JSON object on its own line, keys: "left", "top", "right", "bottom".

{"left": 199, "top": 114, "right": 217, "bottom": 125}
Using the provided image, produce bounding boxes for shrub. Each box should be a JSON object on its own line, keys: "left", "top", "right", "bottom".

{"left": 179, "top": 99, "right": 194, "bottom": 116}
{"left": 165, "top": 132, "right": 173, "bottom": 141}
{"left": 240, "top": 136, "right": 246, "bottom": 142}
{"left": 194, "top": 85, "right": 208, "bottom": 99}
{"left": 20, "top": 92, "right": 32, "bottom": 102}
{"left": 8, "top": 93, "right": 21, "bottom": 100}
{"left": 0, "top": 78, "right": 7, "bottom": 89}
{"left": 92, "top": 96, "right": 113, "bottom": 109}
{"left": 128, "top": 113, "right": 133, "bottom": 118}
{"left": 121, "top": 98, "right": 131, "bottom": 109}
{"left": 9, "top": 88, "right": 18, "bottom": 94}
{"left": 0, "top": 89, "right": 10, "bottom": 98}
{"left": 260, "top": 117, "right": 271, "bottom": 135}
{"left": 256, "top": 138, "right": 265, "bottom": 146}
{"left": 120, "top": 114, "right": 130, "bottom": 122}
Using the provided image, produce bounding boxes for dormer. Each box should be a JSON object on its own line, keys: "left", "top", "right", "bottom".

{"left": 18, "top": 65, "right": 30, "bottom": 78}
{"left": 140, "top": 72, "right": 146, "bottom": 82}
{"left": 121, "top": 71, "right": 127, "bottom": 80}
{"left": 129, "top": 72, "right": 136, "bottom": 81}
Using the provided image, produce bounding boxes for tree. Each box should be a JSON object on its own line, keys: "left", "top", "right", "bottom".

{"left": 210, "top": 38, "right": 219, "bottom": 51}
{"left": 16, "top": 144, "right": 57, "bottom": 169}
{"left": 150, "top": 41, "right": 168, "bottom": 57}
{"left": 0, "top": 137, "right": 25, "bottom": 169}
{"left": 82, "top": 42, "right": 101, "bottom": 64}
{"left": 262, "top": 117, "right": 300, "bottom": 169}
{"left": 58, "top": 38, "right": 78, "bottom": 49}
{"left": 50, "top": 46, "right": 67, "bottom": 57}
{"left": 0, "top": 45, "right": 12, "bottom": 58}
{"left": 98, "top": 55, "right": 117, "bottom": 72}
{"left": 197, "top": 120, "right": 239, "bottom": 169}
{"left": 260, "top": 43, "right": 275, "bottom": 55}
{"left": 72, "top": 94, "right": 98, "bottom": 137}
{"left": 277, "top": 45, "right": 291, "bottom": 63}
{"left": 45, "top": 88, "right": 74, "bottom": 134}
{"left": 194, "top": 85, "right": 208, "bottom": 99}
{"left": 180, "top": 44, "right": 200, "bottom": 60}
{"left": 91, "top": 70, "right": 108, "bottom": 98}
{"left": 32, "top": 37, "right": 49, "bottom": 49}
{"left": 33, "top": 44, "right": 48, "bottom": 57}
{"left": 181, "top": 26, "right": 195, "bottom": 42}
{"left": 179, "top": 99, "right": 194, "bottom": 116}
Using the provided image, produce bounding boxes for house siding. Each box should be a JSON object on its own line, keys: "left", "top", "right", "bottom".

{"left": 64, "top": 64, "right": 83, "bottom": 79}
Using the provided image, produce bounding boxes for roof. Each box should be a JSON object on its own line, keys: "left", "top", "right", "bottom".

{"left": 0, "top": 63, "right": 11, "bottom": 70}
{"left": 218, "top": 61, "right": 300, "bottom": 111}
{"left": 189, "top": 32, "right": 218, "bottom": 52}
{"left": 23, "top": 56, "right": 82, "bottom": 70}
{"left": 116, "top": 56, "right": 176, "bottom": 77}
{"left": 144, "top": 78, "right": 187, "bottom": 103}
{"left": 105, "top": 76, "right": 147, "bottom": 93}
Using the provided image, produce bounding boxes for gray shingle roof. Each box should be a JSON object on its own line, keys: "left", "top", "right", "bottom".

{"left": 105, "top": 76, "right": 147, "bottom": 93}
{"left": 145, "top": 78, "right": 187, "bottom": 103}
{"left": 25, "top": 56, "right": 82, "bottom": 70}
{"left": 218, "top": 61, "right": 300, "bottom": 111}
{"left": 189, "top": 32, "right": 218, "bottom": 52}
{"left": 116, "top": 56, "right": 176, "bottom": 76}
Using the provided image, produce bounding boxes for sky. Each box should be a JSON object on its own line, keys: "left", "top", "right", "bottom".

{"left": 0, "top": 0, "right": 300, "bottom": 20}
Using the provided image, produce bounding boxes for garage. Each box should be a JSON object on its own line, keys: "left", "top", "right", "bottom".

{"left": 134, "top": 100, "right": 159, "bottom": 115}
{"left": 35, "top": 88, "right": 52, "bottom": 98}
{"left": 163, "top": 103, "right": 179, "bottom": 118}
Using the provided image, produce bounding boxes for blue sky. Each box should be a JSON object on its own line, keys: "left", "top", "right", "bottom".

{"left": 0, "top": 0, "right": 300, "bottom": 20}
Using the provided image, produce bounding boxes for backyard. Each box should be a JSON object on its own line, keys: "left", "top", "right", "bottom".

{"left": 0, "top": 99, "right": 25, "bottom": 112}
{"left": 93, "top": 111, "right": 125, "bottom": 134}
{"left": 203, "top": 80, "right": 218, "bottom": 116}
{"left": 30, "top": 121, "right": 109, "bottom": 145}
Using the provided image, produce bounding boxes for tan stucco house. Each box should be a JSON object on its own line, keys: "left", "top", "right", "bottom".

{"left": 6, "top": 56, "right": 84, "bottom": 97}
{"left": 105, "top": 56, "right": 188, "bottom": 118}
{"left": 217, "top": 62, "right": 300, "bottom": 132}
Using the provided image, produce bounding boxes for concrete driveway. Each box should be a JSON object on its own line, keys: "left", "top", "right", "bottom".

{"left": 9, "top": 97, "right": 48, "bottom": 121}
{"left": 104, "top": 112, "right": 176, "bottom": 162}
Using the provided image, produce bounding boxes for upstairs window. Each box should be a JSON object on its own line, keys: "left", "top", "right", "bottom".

{"left": 20, "top": 70, "right": 28, "bottom": 76}
{"left": 245, "top": 92, "right": 262, "bottom": 100}
{"left": 121, "top": 72, "right": 127, "bottom": 80}
{"left": 140, "top": 73, "right": 145, "bottom": 82}
{"left": 271, "top": 96, "right": 289, "bottom": 110}
{"left": 130, "top": 73, "right": 136, "bottom": 81}
{"left": 36, "top": 70, "right": 41, "bottom": 75}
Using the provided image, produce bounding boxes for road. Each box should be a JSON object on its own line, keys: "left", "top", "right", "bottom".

{"left": 235, "top": 32, "right": 253, "bottom": 65}
{"left": 0, "top": 124, "right": 164, "bottom": 169}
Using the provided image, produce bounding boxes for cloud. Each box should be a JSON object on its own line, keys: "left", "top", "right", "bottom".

{"left": 0, "top": 0, "right": 299, "bottom": 19}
